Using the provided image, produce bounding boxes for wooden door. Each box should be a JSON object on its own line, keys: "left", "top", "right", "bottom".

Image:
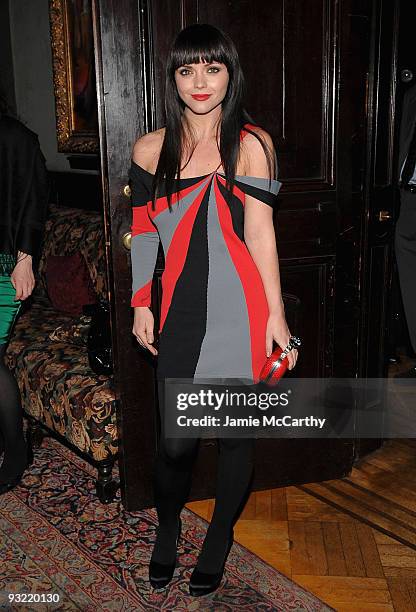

{"left": 94, "top": 0, "right": 394, "bottom": 510}
{"left": 354, "top": 0, "right": 400, "bottom": 459}
{"left": 93, "top": 0, "right": 158, "bottom": 510}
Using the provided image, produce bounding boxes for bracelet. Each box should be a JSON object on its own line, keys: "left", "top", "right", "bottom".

{"left": 16, "top": 253, "right": 30, "bottom": 263}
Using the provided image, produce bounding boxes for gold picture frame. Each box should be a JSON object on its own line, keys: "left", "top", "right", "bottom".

{"left": 49, "top": 0, "right": 99, "bottom": 153}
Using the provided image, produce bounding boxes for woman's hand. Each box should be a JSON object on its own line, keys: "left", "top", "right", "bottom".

{"left": 265, "top": 311, "right": 298, "bottom": 370}
{"left": 10, "top": 255, "right": 35, "bottom": 301}
{"left": 132, "top": 306, "right": 158, "bottom": 356}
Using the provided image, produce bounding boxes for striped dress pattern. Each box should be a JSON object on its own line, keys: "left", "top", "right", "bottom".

{"left": 129, "top": 127, "right": 282, "bottom": 383}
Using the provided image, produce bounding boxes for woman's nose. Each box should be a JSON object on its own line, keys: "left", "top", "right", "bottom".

{"left": 194, "top": 71, "right": 207, "bottom": 89}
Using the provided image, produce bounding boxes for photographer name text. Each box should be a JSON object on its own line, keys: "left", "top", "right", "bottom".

{"left": 176, "top": 415, "right": 326, "bottom": 428}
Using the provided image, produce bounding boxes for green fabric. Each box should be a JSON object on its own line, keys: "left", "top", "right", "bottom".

{"left": 0, "top": 253, "right": 16, "bottom": 276}
{"left": 0, "top": 274, "right": 21, "bottom": 344}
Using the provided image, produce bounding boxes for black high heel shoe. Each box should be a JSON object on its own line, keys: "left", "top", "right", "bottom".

{"left": 189, "top": 529, "right": 234, "bottom": 597}
{"left": 0, "top": 439, "right": 33, "bottom": 496}
{"left": 149, "top": 516, "right": 182, "bottom": 589}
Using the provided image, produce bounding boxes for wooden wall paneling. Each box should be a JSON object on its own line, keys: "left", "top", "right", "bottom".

{"left": 148, "top": 1, "right": 182, "bottom": 128}
{"left": 196, "top": 0, "right": 335, "bottom": 191}
{"left": 149, "top": 0, "right": 203, "bottom": 128}
{"left": 276, "top": 197, "right": 337, "bottom": 259}
{"left": 280, "top": 259, "right": 335, "bottom": 378}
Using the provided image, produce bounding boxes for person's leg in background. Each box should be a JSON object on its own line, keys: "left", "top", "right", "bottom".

{"left": 0, "top": 274, "right": 27, "bottom": 489}
{"left": 395, "top": 189, "right": 416, "bottom": 374}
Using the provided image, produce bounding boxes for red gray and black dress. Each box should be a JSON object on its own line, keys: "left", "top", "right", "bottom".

{"left": 129, "top": 125, "right": 282, "bottom": 384}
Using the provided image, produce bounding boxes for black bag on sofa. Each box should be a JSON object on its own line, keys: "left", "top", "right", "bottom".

{"left": 85, "top": 299, "right": 113, "bottom": 375}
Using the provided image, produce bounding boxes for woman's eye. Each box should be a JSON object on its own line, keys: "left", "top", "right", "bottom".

{"left": 178, "top": 66, "right": 221, "bottom": 76}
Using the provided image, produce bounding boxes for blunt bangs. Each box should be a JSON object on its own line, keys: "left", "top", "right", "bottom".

{"left": 168, "top": 24, "right": 235, "bottom": 73}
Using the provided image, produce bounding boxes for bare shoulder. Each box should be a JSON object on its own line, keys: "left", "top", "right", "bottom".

{"left": 132, "top": 127, "right": 165, "bottom": 172}
{"left": 240, "top": 126, "right": 276, "bottom": 177}
{"left": 241, "top": 127, "right": 274, "bottom": 158}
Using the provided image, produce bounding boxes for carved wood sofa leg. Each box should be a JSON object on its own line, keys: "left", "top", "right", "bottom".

{"left": 96, "top": 459, "right": 119, "bottom": 504}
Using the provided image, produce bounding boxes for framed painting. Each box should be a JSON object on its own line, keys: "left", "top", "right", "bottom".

{"left": 49, "top": 0, "right": 99, "bottom": 153}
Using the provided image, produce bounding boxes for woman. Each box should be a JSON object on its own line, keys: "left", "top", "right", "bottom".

{"left": 0, "top": 98, "right": 49, "bottom": 495}
{"left": 130, "top": 24, "right": 298, "bottom": 596}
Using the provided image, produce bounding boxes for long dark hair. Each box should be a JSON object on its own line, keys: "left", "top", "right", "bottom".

{"left": 151, "top": 23, "right": 276, "bottom": 210}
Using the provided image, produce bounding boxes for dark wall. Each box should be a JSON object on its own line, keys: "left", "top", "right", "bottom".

{"left": 0, "top": 0, "right": 16, "bottom": 112}
{"left": 48, "top": 171, "right": 102, "bottom": 212}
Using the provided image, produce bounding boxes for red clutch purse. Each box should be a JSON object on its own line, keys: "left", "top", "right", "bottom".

{"left": 259, "top": 336, "right": 301, "bottom": 386}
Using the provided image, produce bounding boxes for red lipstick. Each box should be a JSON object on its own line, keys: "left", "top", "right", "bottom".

{"left": 191, "top": 94, "right": 211, "bottom": 101}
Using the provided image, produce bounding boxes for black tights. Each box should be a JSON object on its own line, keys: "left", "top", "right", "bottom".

{"left": 152, "top": 380, "right": 255, "bottom": 573}
{"left": 0, "top": 342, "right": 27, "bottom": 480}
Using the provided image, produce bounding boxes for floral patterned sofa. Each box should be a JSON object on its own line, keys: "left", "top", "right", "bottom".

{"left": 5, "top": 204, "right": 119, "bottom": 503}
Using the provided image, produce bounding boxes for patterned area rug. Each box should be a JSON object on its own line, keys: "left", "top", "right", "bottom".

{"left": 0, "top": 435, "right": 334, "bottom": 611}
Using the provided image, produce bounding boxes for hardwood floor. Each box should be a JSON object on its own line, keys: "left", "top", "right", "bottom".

{"left": 186, "top": 355, "right": 416, "bottom": 610}
{"left": 301, "top": 442, "right": 416, "bottom": 548}
{"left": 186, "top": 438, "right": 416, "bottom": 611}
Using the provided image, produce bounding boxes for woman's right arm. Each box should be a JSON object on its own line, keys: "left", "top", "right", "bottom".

{"left": 130, "top": 137, "right": 160, "bottom": 356}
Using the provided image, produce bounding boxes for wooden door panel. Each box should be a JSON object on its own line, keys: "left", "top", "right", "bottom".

{"left": 196, "top": 0, "right": 335, "bottom": 188}
{"left": 277, "top": 198, "right": 337, "bottom": 258}
{"left": 281, "top": 260, "right": 335, "bottom": 378}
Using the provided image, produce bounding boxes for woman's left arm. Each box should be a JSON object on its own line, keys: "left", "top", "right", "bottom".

{"left": 11, "top": 137, "right": 49, "bottom": 302}
{"left": 243, "top": 131, "right": 298, "bottom": 370}
{"left": 10, "top": 251, "right": 35, "bottom": 301}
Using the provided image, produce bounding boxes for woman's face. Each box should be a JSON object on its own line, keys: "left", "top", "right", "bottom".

{"left": 174, "top": 59, "right": 229, "bottom": 115}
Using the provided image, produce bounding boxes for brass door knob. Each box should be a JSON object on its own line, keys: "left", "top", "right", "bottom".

{"left": 122, "top": 232, "right": 131, "bottom": 250}
{"left": 378, "top": 210, "right": 392, "bottom": 222}
{"left": 123, "top": 184, "right": 131, "bottom": 198}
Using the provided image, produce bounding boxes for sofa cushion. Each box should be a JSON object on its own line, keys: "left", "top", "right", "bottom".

{"left": 35, "top": 204, "right": 107, "bottom": 302}
{"left": 45, "top": 252, "right": 97, "bottom": 315}
{"left": 5, "top": 301, "right": 118, "bottom": 461}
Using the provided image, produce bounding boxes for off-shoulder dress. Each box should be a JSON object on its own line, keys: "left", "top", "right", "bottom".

{"left": 129, "top": 126, "right": 282, "bottom": 384}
